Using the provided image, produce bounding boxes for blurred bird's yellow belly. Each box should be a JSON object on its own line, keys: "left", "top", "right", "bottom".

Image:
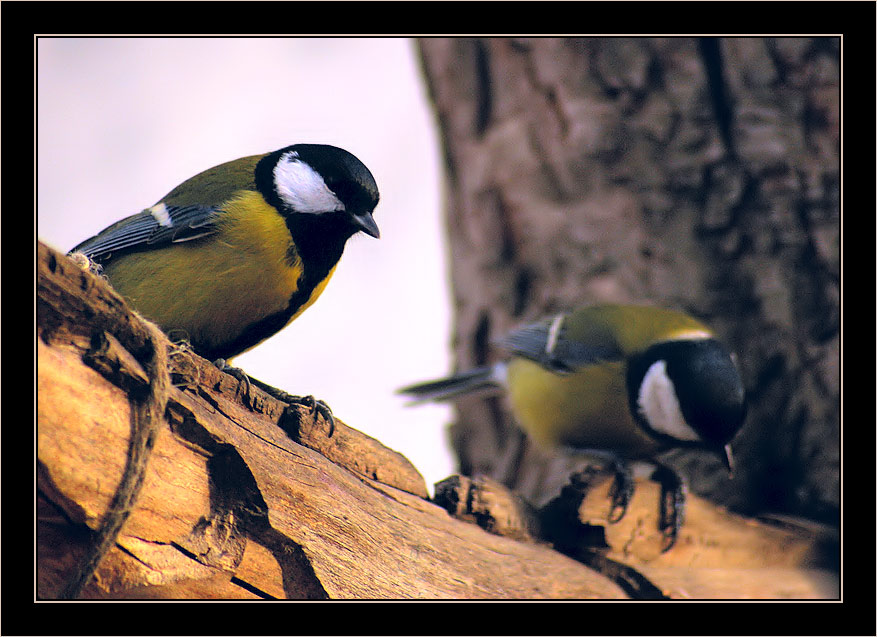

{"left": 505, "top": 358, "right": 662, "bottom": 457}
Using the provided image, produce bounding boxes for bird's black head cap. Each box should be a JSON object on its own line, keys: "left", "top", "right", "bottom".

{"left": 255, "top": 143, "right": 380, "bottom": 239}
{"left": 628, "top": 338, "right": 747, "bottom": 455}
{"left": 666, "top": 339, "right": 747, "bottom": 446}
{"left": 291, "top": 144, "right": 379, "bottom": 214}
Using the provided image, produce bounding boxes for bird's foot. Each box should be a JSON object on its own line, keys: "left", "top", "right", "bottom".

{"left": 213, "top": 358, "right": 254, "bottom": 406}
{"left": 606, "top": 457, "right": 635, "bottom": 523}
{"left": 650, "top": 464, "right": 687, "bottom": 552}
{"left": 211, "top": 360, "right": 335, "bottom": 436}
{"left": 565, "top": 449, "right": 637, "bottom": 524}
{"left": 286, "top": 394, "right": 336, "bottom": 438}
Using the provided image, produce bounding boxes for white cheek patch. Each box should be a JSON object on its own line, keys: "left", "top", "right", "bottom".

{"left": 637, "top": 360, "right": 700, "bottom": 442}
{"left": 273, "top": 151, "right": 346, "bottom": 214}
{"left": 149, "top": 203, "right": 173, "bottom": 227}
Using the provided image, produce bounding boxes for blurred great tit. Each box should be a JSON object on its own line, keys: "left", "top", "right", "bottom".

{"left": 69, "top": 144, "right": 380, "bottom": 362}
{"left": 399, "top": 304, "right": 747, "bottom": 549}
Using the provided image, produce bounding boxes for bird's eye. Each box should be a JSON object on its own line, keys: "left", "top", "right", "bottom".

{"left": 273, "top": 152, "right": 346, "bottom": 214}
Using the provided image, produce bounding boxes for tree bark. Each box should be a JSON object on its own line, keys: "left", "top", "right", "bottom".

{"left": 37, "top": 241, "right": 836, "bottom": 599}
{"left": 416, "top": 37, "right": 839, "bottom": 525}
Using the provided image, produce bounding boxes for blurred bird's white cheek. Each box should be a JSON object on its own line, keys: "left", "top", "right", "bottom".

{"left": 637, "top": 360, "right": 699, "bottom": 442}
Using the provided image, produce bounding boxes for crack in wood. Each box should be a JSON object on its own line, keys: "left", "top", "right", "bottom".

{"left": 229, "top": 576, "right": 276, "bottom": 600}
{"left": 198, "top": 443, "right": 329, "bottom": 599}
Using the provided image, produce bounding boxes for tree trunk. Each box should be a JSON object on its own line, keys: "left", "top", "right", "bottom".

{"left": 416, "top": 37, "right": 839, "bottom": 525}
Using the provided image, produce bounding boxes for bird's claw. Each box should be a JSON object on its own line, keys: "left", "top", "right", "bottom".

{"left": 212, "top": 361, "right": 335, "bottom": 437}
{"left": 565, "top": 451, "right": 636, "bottom": 524}
{"left": 213, "top": 358, "right": 254, "bottom": 406}
{"left": 651, "top": 464, "right": 687, "bottom": 552}
{"left": 607, "top": 458, "right": 635, "bottom": 523}
{"left": 289, "top": 394, "right": 336, "bottom": 438}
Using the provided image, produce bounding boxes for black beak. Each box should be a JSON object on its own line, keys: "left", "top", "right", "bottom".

{"left": 350, "top": 211, "right": 380, "bottom": 238}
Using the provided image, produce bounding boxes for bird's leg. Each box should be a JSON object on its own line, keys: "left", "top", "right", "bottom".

{"left": 606, "top": 456, "right": 635, "bottom": 523}
{"left": 565, "top": 449, "right": 636, "bottom": 524}
{"left": 566, "top": 448, "right": 687, "bottom": 550}
{"left": 212, "top": 360, "right": 336, "bottom": 437}
{"left": 279, "top": 393, "right": 336, "bottom": 438}
{"left": 649, "top": 463, "right": 687, "bottom": 552}
{"left": 213, "top": 358, "right": 253, "bottom": 406}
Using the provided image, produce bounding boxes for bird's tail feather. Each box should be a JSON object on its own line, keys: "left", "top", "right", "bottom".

{"left": 397, "top": 364, "right": 506, "bottom": 404}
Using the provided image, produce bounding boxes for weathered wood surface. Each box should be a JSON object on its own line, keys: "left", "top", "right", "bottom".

{"left": 36, "top": 241, "right": 837, "bottom": 599}
{"left": 36, "top": 242, "right": 624, "bottom": 599}
{"left": 538, "top": 471, "right": 838, "bottom": 599}
{"left": 434, "top": 473, "right": 837, "bottom": 600}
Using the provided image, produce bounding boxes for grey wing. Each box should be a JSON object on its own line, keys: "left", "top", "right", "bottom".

{"left": 498, "top": 315, "right": 623, "bottom": 374}
{"left": 69, "top": 204, "right": 221, "bottom": 263}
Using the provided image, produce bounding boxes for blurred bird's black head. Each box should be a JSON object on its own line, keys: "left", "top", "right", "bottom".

{"left": 627, "top": 338, "right": 747, "bottom": 461}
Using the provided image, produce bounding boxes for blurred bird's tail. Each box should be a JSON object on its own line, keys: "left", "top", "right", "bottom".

{"left": 397, "top": 364, "right": 506, "bottom": 404}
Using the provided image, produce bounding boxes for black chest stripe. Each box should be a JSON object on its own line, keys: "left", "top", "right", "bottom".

{"left": 200, "top": 223, "right": 349, "bottom": 361}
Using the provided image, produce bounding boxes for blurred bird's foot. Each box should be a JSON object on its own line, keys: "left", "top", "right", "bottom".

{"left": 606, "top": 457, "right": 635, "bottom": 523}
{"left": 567, "top": 449, "right": 687, "bottom": 551}
{"left": 650, "top": 464, "right": 687, "bottom": 552}
{"left": 564, "top": 449, "right": 637, "bottom": 524}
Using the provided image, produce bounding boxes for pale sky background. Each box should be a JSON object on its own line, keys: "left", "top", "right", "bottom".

{"left": 36, "top": 37, "right": 456, "bottom": 492}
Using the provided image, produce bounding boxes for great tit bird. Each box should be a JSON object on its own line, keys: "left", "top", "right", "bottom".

{"left": 399, "top": 304, "right": 747, "bottom": 550}
{"left": 69, "top": 144, "right": 380, "bottom": 362}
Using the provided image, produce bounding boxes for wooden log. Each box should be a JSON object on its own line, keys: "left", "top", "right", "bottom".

{"left": 536, "top": 468, "right": 839, "bottom": 599}
{"left": 36, "top": 241, "right": 838, "bottom": 599}
{"left": 36, "top": 241, "right": 626, "bottom": 599}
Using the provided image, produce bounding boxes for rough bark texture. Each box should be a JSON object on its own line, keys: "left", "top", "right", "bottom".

{"left": 416, "top": 37, "right": 839, "bottom": 526}
{"left": 37, "top": 242, "right": 623, "bottom": 599}
{"left": 37, "top": 241, "right": 837, "bottom": 599}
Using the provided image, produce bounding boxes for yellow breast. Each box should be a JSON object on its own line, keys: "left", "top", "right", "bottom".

{"left": 506, "top": 358, "right": 662, "bottom": 457}
{"left": 103, "top": 191, "right": 328, "bottom": 357}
